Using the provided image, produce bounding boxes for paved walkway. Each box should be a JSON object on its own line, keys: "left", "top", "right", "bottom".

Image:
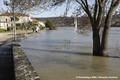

{"left": 0, "top": 30, "right": 33, "bottom": 45}
{"left": 0, "top": 30, "right": 33, "bottom": 80}
{"left": 0, "top": 40, "right": 15, "bottom": 80}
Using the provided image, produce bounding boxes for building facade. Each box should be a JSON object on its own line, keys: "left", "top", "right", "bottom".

{"left": 0, "top": 13, "right": 30, "bottom": 30}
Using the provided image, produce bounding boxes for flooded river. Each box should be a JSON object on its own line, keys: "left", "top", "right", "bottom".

{"left": 20, "top": 27, "right": 120, "bottom": 80}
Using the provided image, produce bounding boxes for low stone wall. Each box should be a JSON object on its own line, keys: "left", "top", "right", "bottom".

{"left": 12, "top": 41, "right": 40, "bottom": 80}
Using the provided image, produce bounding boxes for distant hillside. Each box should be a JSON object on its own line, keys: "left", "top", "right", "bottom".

{"left": 34, "top": 14, "right": 120, "bottom": 27}
{"left": 35, "top": 17, "right": 81, "bottom": 27}
{"left": 112, "top": 14, "right": 120, "bottom": 27}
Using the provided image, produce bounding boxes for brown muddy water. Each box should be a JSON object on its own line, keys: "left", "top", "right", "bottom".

{"left": 20, "top": 27, "right": 120, "bottom": 80}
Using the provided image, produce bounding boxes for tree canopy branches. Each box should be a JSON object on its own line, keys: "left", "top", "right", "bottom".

{"left": 3, "top": 0, "right": 51, "bottom": 13}
{"left": 48, "top": 0, "right": 120, "bottom": 56}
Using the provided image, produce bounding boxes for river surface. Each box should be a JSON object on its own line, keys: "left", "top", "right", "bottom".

{"left": 20, "top": 27, "right": 120, "bottom": 80}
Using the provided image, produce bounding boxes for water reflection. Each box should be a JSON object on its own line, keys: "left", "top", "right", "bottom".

{"left": 20, "top": 27, "right": 120, "bottom": 80}
{"left": 90, "top": 56, "right": 107, "bottom": 72}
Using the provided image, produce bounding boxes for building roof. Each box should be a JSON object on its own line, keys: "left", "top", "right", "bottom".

{"left": 0, "top": 12, "right": 29, "bottom": 17}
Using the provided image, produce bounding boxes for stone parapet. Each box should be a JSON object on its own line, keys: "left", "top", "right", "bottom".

{"left": 12, "top": 41, "right": 40, "bottom": 80}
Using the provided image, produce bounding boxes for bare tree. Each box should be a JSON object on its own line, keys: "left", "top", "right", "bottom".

{"left": 49, "top": 0, "right": 120, "bottom": 56}
{"left": 3, "top": 0, "right": 48, "bottom": 40}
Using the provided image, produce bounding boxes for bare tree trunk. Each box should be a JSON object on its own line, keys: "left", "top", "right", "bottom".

{"left": 13, "top": 13, "right": 16, "bottom": 41}
{"left": 75, "top": 0, "right": 119, "bottom": 56}
{"left": 99, "top": 15, "right": 111, "bottom": 56}
{"left": 92, "top": 26, "right": 100, "bottom": 55}
{"left": 99, "top": 26, "right": 110, "bottom": 56}
{"left": 12, "top": 3, "right": 16, "bottom": 41}
{"left": 99, "top": 4, "right": 119, "bottom": 56}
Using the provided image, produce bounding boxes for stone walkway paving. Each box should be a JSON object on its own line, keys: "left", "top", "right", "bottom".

{"left": 0, "top": 30, "right": 33, "bottom": 45}
{"left": 0, "top": 30, "right": 40, "bottom": 80}
{"left": 12, "top": 42, "right": 40, "bottom": 80}
{"left": 0, "top": 40, "right": 15, "bottom": 80}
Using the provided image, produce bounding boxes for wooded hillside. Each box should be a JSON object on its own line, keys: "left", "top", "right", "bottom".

{"left": 34, "top": 14, "right": 120, "bottom": 27}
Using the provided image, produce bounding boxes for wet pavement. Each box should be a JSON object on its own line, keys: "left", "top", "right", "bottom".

{"left": 0, "top": 41, "right": 15, "bottom": 80}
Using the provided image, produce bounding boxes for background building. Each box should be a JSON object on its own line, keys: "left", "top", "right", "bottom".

{"left": 0, "top": 13, "right": 30, "bottom": 30}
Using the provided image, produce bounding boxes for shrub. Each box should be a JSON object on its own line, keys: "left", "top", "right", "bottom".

{"left": 16, "top": 26, "right": 26, "bottom": 30}
{"left": 28, "top": 25, "right": 33, "bottom": 30}
{"left": 0, "top": 28, "right": 5, "bottom": 32}
{"left": 7, "top": 25, "right": 31, "bottom": 31}
{"left": 45, "top": 19, "right": 55, "bottom": 30}
{"left": 16, "top": 26, "right": 21, "bottom": 30}
{"left": 7, "top": 27, "right": 13, "bottom": 31}
{"left": 39, "top": 25, "right": 44, "bottom": 30}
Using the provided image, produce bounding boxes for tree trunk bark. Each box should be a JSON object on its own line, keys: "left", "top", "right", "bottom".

{"left": 92, "top": 27, "right": 100, "bottom": 56}
{"left": 99, "top": 25, "right": 110, "bottom": 56}
{"left": 99, "top": 15, "right": 112, "bottom": 56}
{"left": 99, "top": 4, "right": 119, "bottom": 56}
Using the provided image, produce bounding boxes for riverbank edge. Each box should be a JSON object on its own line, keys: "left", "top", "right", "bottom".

{"left": 12, "top": 41, "right": 40, "bottom": 80}
{"left": 12, "top": 32, "right": 41, "bottom": 80}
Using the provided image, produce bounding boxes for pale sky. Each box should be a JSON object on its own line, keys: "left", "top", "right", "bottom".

{"left": 0, "top": 0, "right": 75, "bottom": 18}
{"left": 30, "top": 4, "right": 75, "bottom": 18}
{"left": 0, "top": 0, "right": 119, "bottom": 18}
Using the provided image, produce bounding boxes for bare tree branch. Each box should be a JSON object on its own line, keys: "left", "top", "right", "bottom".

{"left": 75, "top": 0, "right": 86, "bottom": 11}
{"left": 96, "top": 0, "right": 104, "bottom": 28}
{"left": 93, "top": 0, "right": 98, "bottom": 21}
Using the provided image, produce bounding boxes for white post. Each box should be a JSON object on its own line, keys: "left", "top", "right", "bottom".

{"left": 74, "top": 16, "right": 77, "bottom": 34}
